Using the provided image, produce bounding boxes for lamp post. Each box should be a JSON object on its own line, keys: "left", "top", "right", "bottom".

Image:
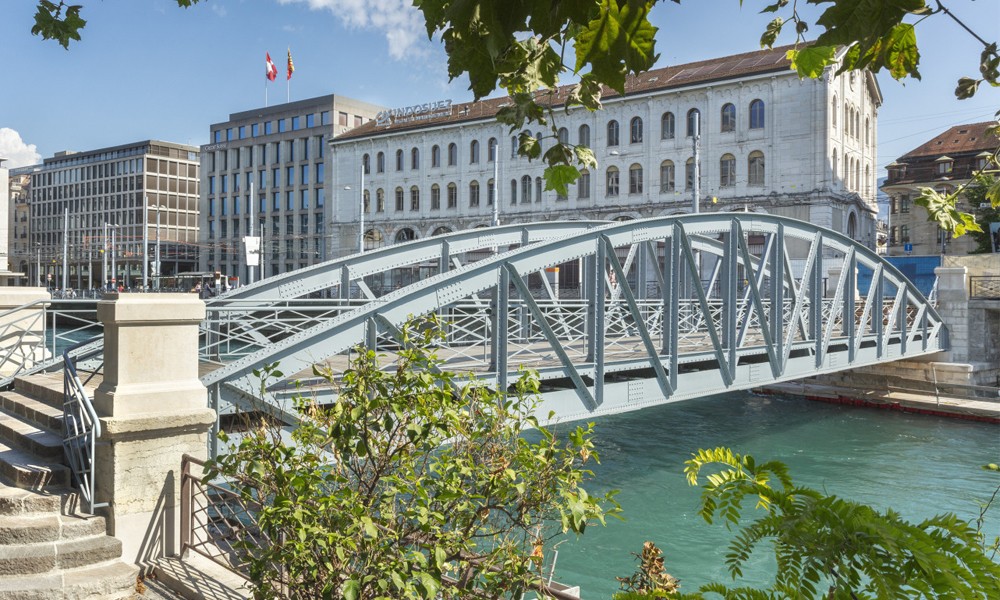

{"left": 142, "top": 198, "right": 149, "bottom": 290}
{"left": 34, "top": 243, "right": 40, "bottom": 287}
{"left": 154, "top": 205, "right": 166, "bottom": 290}
{"left": 357, "top": 161, "right": 366, "bottom": 253}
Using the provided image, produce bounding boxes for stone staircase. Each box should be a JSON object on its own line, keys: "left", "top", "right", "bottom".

{"left": 0, "top": 372, "right": 141, "bottom": 599}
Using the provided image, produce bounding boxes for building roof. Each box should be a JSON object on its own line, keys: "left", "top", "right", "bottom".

{"left": 899, "top": 121, "right": 999, "bottom": 160}
{"left": 336, "top": 44, "right": 803, "bottom": 142}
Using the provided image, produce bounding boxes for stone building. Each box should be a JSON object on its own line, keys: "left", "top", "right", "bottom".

{"left": 198, "top": 94, "right": 384, "bottom": 282}
{"left": 329, "top": 44, "right": 881, "bottom": 280}
{"left": 882, "top": 121, "right": 998, "bottom": 256}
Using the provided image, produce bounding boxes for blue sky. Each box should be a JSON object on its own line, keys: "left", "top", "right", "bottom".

{"left": 1, "top": 0, "right": 997, "bottom": 173}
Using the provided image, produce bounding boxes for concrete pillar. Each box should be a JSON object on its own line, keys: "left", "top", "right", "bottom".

{"left": 0, "top": 287, "right": 51, "bottom": 376}
{"left": 933, "top": 266, "right": 969, "bottom": 362}
{"left": 93, "top": 293, "right": 215, "bottom": 568}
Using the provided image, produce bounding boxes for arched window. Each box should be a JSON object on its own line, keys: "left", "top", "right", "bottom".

{"left": 432, "top": 226, "right": 452, "bottom": 236}
{"left": 607, "top": 120, "right": 620, "bottom": 146}
{"left": 578, "top": 169, "right": 591, "bottom": 199}
{"left": 362, "top": 153, "right": 370, "bottom": 175}
{"left": 865, "top": 165, "right": 871, "bottom": 196}
{"left": 376, "top": 152, "right": 385, "bottom": 173}
{"left": 447, "top": 143, "right": 457, "bottom": 166}
{"left": 686, "top": 108, "right": 701, "bottom": 137}
{"left": 854, "top": 160, "right": 861, "bottom": 192}
{"left": 431, "top": 184, "right": 441, "bottom": 210}
{"left": 511, "top": 136, "right": 518, "bottom": 158}
{"left": 720, "top": 104, "right": 736, "bottom": 132}
{"left": 847, "top": 213, "right": 857, "bottom": 240}
{"left": 488, "top": 138, "right": 497, "bottom": 162}
{"left": 447, "top": 183, "right": 458, "bottom": 208}
{"left": 844, "top": 105, "right": 850, "bottom": 136}
{"left": 469, "top": 181, "right": 480, "bottom": 206}
{"left": 661, "top": 112, "right": 675, "bottom": 139}
{"left": 748, "top": 151, "right": 765, "bottom": 187}
{"left": 535, "top": 177, "right": 543, "bottom": 202}
{"left": 431, "top": 145, "right": 441, "bottom": 167}
{"left": 411, "top": 147, "right": 419, "bottom": 170}
{"left": 376, "top": 188, "right": 385, "bottom": 212}
{"left": 394, "top": 187, "right": 404, "bottom": 211}
{"left": 521, "top": 175, "right": 532, "bottom": 203}
{"left": 831, "top": 95, "right": 838, "bottom": 127}
{"left": 720, "top": 154, "right": 736, "bottom": 187}
{"left": 579, "top": 124, "right": 591, "bottom": 147}
{"left": 628, "top": 164, "right": 643, "bottom": 194}
{"left": 749, "top": 99, "right": 765, "bottom": 129}
{"left": 410, "top": 186, "right": 420, "bottom": 210}
{"left": 487, "top": 178, "right": 495, "bottom": 205}
{"left": 363, "top": 190, "right": 370, "bottom": 213}
{"left": 510, "top": 179, "right": 518, "bottom": 204}
{"left": 685, "top": 157, "right": 696, "bottom": 189}
{"left": 659, "top": 160, "right": 675, "bottom": 193}
{"left": 395, "top": 149, "right": 403, "bottom": 171}
{"left": 606, "top": 166, "right": 620, "bottom": 197}
{"left": 470, "top": 140, "right": 480, "bottom": 164}
{"left": 558, "top": 127, "right": 569, "bottom": 144}
{"left": 364, "top": 229, "right": 384, "bottom": 250}
{"left": 864, "top": 118, "right": 870, "bottom": 145}
{"left": 630, "top": 117, "right": 643, "bottom": 143}
{"left": 395, "top": 228, "right": 416, "bottom": 243}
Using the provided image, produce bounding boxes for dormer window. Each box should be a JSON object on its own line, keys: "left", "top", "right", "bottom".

{"left": 976, "top": 151, "right": 992, "bottom": 171}
{"left": 935, "top": 156, "right": 954, "bottom": 175}
{"left": 886, "top": 162, "right": 906, "bottom": 182}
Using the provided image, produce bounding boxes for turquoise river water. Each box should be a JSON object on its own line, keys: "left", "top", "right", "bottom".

{"left": 547, "top": 391, "right": 1000, "bottom": 598}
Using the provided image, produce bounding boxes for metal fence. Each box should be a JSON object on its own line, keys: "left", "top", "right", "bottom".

{"left": 970, "top": 276, "right": 1000, "bottom": 299}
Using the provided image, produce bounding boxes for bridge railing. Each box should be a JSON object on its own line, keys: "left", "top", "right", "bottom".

{"left": 970, "top": 276, "right": 1000, "bottom": 299}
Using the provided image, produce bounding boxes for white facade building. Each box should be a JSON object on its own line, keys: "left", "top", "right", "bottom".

{"left": 330, "top": 45, "right": 881, "bottom": 269}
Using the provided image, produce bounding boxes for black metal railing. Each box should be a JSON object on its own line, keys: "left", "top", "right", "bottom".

{"left": 970, "top": 276, "right": 1000, "bottom": 299}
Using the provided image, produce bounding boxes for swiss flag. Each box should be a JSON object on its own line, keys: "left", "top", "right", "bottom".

{"left": 265, "top": 52, "right": 277, "bottom": 82}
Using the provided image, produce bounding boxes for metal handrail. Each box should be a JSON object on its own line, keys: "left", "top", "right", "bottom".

{"left": 62, "top": 336, "right": 107, "bottom": 514}
{"left": 180, "top": 454, "right": 581, "bottom": 599}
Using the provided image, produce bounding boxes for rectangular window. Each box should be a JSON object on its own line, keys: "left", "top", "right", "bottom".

{"left": 578, "top": 171, "right": 591, "bottom": 199}
{"left": 226, "top": 128, "right": 233, "bottom": 141}
{"left": 286, "top": 166, "right": 294, "bottom": 186}
{"left": 286, "top": 191, "right": 294, "bottom": 211}
{"left": 251, "top": 123, "right": 259, "bottom": 137}
{"left": 238, "top": 125, "right": 246, "bottom": 139}
{"left": 316, "top": 188, "right": 325, "bottom": 207}
{"left": 301, "top": 165, "right": 309, "bottom": 185}
{"left": 301, "top": 189, "right": 308, "bottom": 209}
{"left": 278, "top": 119, "right": 286, "bottom": 133}
{"left": 321, "top": 111, "right": 331, "bottom": 126}
{"left": 221, "top": 176, "right": 228, "bottom": 193}
{"left": 259, "top": 170, "right": 266, "bottom": 189}
{"left": 259, "top": 195, "right": 266, "bottom": 214}
{"left": 395, "top": 188, "right": 404, "bottom": 211}
{"left": 315, "top": 213, "right": 324, "bottom": 234}
{"left": 233, "top": 196, "right": 240, "bottom": 215}
{"left": 208, "top": 198, "right": 215, "bottom": 216}
{"left": 265, "top": 121, "right": 273, "bottom": 135}
{"left": 286, "top": 140, "right": 294, "bottom": 162}
{"left": 306, "top": 113, "right": 315, "bottom": 128}
{"left": 339, "top": 112, "right": 348, "bottom": 126}
{"left": 318, "top": 135, "right": 325, "bottom": 158}
{"left": 291, "top": 116, "right": 300, "bottom": 130}
{"left": 208, "top": 176, "right": 216, "bottom": 194}
{"left": 302, "top": 138, "right": 310, "bottom": 160}
{"left": 213, "top": 130, "right": 221, "bottom": 143}
{"left": 221, "top": 197, "right": 228, "bottom": 215}
{"left": 272, "top": 168, "right": 280, "bottom": 187}
{"left": 300, "top": 213, "right": 309, "bottom": 234}
{"left": 272, "top": 192, "right": 280, "bottom": 212}
{"left": 316, "top": 162, "right": 324, "bottom": 183}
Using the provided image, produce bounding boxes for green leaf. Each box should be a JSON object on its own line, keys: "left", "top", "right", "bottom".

{"left": 574, "top": 0, "right": 659, "bottom": 93}
{"left": 760, "top": 18, "right": 783, "bottom": 48}
{"left": 543, "top": 165, "right": 580, "bottom": 195}
{"left": 342, "top": 578, "right": 360, "bottom": 600}
{"left": 787, "top": 45, "right": 837, "bottom": 79}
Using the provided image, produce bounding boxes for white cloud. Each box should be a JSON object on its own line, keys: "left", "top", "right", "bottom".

{"left": 212, "top": 4, "right": 228, "bottom": 17}
{"left": 278, "top": 0, "right": 427, "bottom": 60}
{"left": 0, "top": 128, "right": 41, "bottom": 168}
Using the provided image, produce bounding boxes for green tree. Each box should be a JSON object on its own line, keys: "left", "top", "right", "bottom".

{"left": 668, "top": 447, "right": 1000, "bottom": 599}
{"left": 205, "top": 318, "right": 620, "bottom": 599}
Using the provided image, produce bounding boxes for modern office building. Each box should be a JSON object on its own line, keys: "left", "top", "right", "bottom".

{"left": 882, "top": 121, "right": 998, "bottom": 256}
{"left": 198, "top": 94, "right": 384, "bottom": 282}
{"left": 329, "top": 45, "right": 881, "bottom": 285}
{"left": 26, "top": 140, "right": 200, "bottom": 289}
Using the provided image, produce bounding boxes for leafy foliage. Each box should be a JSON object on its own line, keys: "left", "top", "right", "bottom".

{"left": 914, "top": 169, "right": 1000, "bottom": 240}
{"left": 205, "top": 317, "right": 620, "bottom": 599}
{"left": 676, "top": 447, "right": 1000, "bottom": 599}
{"left": 615, "top": 541, "right": 681, "bottom": 598}
{"left": 31, "top": 1, "right": 202, "bottom": 48}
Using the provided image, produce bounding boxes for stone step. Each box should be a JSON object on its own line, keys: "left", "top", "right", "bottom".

{"left": 0, "top": 390, "right": 64, "bottom": 434}
{"left": 13, "top": 374, "right": 71, "bottom": 411}
{"left": 0, "top": 441, "right": 70, "bottom": 490}
{"left": 155, "top": 554, "right": 250, "bottom": 599}
{"left": 0, "top": 409, "right": 63, "bottom": 461}
{"left": 0, "top": 482, "right": 65, "bottom": 516}
{"left": 0, "top": 558, "right": 139, "bottom": 599}
{"left": 0, "top": 512, "right": 106, "bottom": 545}
{"left": 0, "top": 533, "right": 123, "bottom": 576}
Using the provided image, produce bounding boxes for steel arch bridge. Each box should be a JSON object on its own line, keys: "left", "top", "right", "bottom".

{"left": 201, "top": 213, "right": 947, "bottom": 427}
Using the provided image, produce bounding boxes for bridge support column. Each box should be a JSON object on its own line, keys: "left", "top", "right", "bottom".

{"left": 93, "top": 293, "right": 215, "bottom": 568}
{"left": 934, "top": 266, "right": 969, "bottom": 362}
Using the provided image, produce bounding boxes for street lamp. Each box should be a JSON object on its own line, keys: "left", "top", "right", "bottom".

{"left": 34, "top": 243, "right": 41, "bottom": 287}
{"left": 153, "top": 205, "right": 166, "bottom": 290}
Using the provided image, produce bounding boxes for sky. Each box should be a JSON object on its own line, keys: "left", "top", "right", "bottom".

{"left": 1, "top": 0, "right": 997, "bottom": 175}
